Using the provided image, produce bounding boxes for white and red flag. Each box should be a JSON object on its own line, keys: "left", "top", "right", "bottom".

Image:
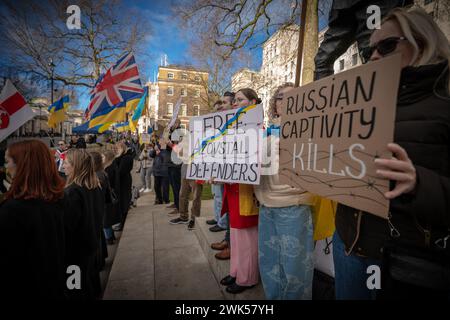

{"left": 0, "top": 80, "right": 35, "bottom": 142}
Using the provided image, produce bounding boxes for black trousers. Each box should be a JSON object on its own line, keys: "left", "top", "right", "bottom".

{"left": 154, "top": 176, "right": 169, "bottom": 204}
{"left": 168, "top": 166, "right": 181, "bottom": 210}
{"left": 314, "top": 0, "right": 409, "bottom": 80}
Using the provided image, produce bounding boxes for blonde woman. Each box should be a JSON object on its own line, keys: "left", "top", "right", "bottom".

{"left": 334, "top": 7, "right": 450, "bottom": 299}
{"left": 63, "top": 148, "right": 104, "bottom": 299}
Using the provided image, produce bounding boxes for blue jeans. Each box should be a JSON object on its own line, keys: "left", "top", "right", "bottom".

{"left": 212, "top": 184, "right": 228, "bottom": 229}
{"left": 104, "top": 227, "right": 114, "bottom": 240}
{"left": 333, "top": 232, "right": 381, "bottom": 300}
{"left": 258, "top": 204, "right": 314, "bottom": 300}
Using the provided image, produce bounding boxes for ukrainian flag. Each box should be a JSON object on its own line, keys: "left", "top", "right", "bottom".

{"left": 129, "top": 87, "right": 148, "bottom": 132}
{"left": 48, "top": 95, "right": 69, "bottom": 128}
{"left": 114, "top": 121, "right": 130, "bottom": 132}
{"left": 88, "top": 97, "right": 140, "bottom": 128}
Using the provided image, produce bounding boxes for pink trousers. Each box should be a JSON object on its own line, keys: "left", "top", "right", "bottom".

{"left": 230, "top": 226, "right": 259, "bottom": 286}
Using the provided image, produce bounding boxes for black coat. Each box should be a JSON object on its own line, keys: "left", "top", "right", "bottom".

{"left": 64, "top": 184, "right": 104, "bottom": 299}
{"left": 336, "top": 61, "right": 450, "bottom": 259}
{"left": 149, "top": 146, "right": 170, "bottom": 177}
{"left": 104, "top": 161, "right": 121, "bottom": 227}
{"left": 0, "top": 198, "right": 66, "bottom": 299}
{"left": 117, "top": 150, "right": 134, "bottom": 218}
{"left": 96, "top": 171, "right": 109, "bottom": 266}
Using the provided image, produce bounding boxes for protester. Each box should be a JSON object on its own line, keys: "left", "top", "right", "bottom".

{"left": 138, "top": 143, "right": 153, "bottom": 193}
{"left": 76, "top": 135, "right": 87, "bottom": 149}
{"left": 150, "top": 141, "right": 170, "bottom": 205}
{"left": 63, "top": 148, "right": 103, "bottom": 299}
{"left": 102, "top": 149, "right": 121, "bottom": 245}
{"left": 254, "top": 83, "right": 315, "bottom": 300}
{"left": 219, "top": 88, "right": 261, "bottom": 294}
{"left": 55, "top": 140, "right": 68, "bottom": 178}
{"left": 210, "top": 92, "right": 235, "bottom": 260}
{"left": 333, "top": 7, "right": 450, "bottom": 300}
{"left": 115, "top": 141, "right": 134, "bottom": 230}
{"left": 169, "top": 169, "right": 204, "bottom": 230}
{"left": 166, "top": 119, "right": 182, "bottom": 215}
{"left": 0, "top": 140, "right": 66, "bottom": 299}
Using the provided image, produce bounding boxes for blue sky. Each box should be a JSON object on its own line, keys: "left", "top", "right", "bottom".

{"left": 76, "top": 0, "right": 330, "bottom": 110}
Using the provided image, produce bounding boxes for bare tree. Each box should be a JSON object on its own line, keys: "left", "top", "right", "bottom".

{"left": 175, "top": 0, "right": 331, "bottom": 60}
{"left": 185, "top": 28, "right": 255, "bottom": 107}
{"left": 0, "top": 0, "right": 152, "bottom": 93}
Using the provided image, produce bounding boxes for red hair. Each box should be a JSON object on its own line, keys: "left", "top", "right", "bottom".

{"left": 5, "top": 140, "right": 65, "bottom": 202}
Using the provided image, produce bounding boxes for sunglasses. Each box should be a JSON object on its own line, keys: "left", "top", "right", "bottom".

{"left": 360, "top": 37, "right": 407, "bottom": 64}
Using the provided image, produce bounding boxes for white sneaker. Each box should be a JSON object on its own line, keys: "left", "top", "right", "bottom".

{"left": 139, "top": 188, "right": 145, "bottom": 193}
{"left": 144, "top": 188, "right": 151, "bottom": 193}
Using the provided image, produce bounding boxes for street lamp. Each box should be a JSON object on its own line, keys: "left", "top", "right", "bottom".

{"left": 49, "top": 58, "right": 55, "bottom": 105}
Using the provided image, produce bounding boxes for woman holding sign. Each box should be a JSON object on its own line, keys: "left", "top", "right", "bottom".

{"left": 333, "top": 7, "right": 450, "bottom": 299}
{"left": 255, "top": 83, "right": 315, "bottom": 300}
{"left": 220, "top": 88, "right": 262, "bottom": 294}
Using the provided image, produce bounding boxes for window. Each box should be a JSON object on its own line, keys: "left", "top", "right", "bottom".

{"left": 167, "top": 86, "right": 174, "bottom": 96}
{"left": 194, "top": 88, "right": 201, "bottom": 98}
{"left": 285, "top": 64, "right": 288, "bottom": 72}
{"left": 181, "top": 88, "right": 187, "bottom": 96}
{"left": 168, "top": 72, "right": 174, "bottom": 79}
{"left": 290, "top": 71, "right": 293, "bottom": 80}
{"left": 167, "top": 103, "right": 173, "bottom": 116}
{"left": 180, "top": 104, "right": 187, "bottom": 116}
{"left": 193, "top": 105, "right": 200, "bottom": 116}
{"left": 352, "top": 53, "right": 358, "bottom": 66}
{"left": 181, "top": 73, "right": 188, "bottom": 80}
{"left": 339, "top": 59, "right": 345, "bottom": 71}
{"left": 195, "top": 75, "right": 201, "bottom": 82}
{"left": 285, "top": 75, "right": 288, "bottom": 82}
{"left": 291, "top": 61, "right": 295, "bottom": 70}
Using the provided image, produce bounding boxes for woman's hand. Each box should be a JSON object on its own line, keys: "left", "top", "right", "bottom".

{"left": 375, "top": 143, "right": 417, "bottom": 200}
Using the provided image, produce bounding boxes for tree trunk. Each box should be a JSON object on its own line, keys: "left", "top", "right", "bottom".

{"left": 301, "top": 0, "right": 319, "bottom": 86}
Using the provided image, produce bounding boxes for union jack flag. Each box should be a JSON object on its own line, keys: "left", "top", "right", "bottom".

{"left": 85, "top": 52, "right": 144, "bottom": 120}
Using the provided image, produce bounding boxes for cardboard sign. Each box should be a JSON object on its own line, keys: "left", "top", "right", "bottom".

{"left": 141, "top": 133, "right": 150, "bottom": 144}
{"left": 168, "top": 97, "right": 182, "bottom": 129}
{"left": 186, "top": 104, "right": 263, "bottom": 185}
{"left": 279, "top": 55, "right": 402, "bottom": 218}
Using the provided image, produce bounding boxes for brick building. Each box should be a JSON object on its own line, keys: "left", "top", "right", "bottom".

{"left": 156, "top": 65, "right": 210, "bottom": 129}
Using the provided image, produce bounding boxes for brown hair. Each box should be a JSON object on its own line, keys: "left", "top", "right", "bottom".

{"left": 65, "top": 149, "right": 100, "bottom": 190}
{"left": 237, "top": 88, "right": 262, "bottom": 105}
{"left": 5, "top": 140, "right": 65, "bottom": 202}
{"left": 269, "top": 82, "right": 295, "bottom": 120}
{"left": 89, "top": 151, "right": 104, "bottom": 172}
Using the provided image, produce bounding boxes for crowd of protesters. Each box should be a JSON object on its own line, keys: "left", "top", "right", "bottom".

{"left": 0, "top": 134, "right": 137, "bottom": 299}
{"left": 156, "top": 7, "right": 450, "bottom": 299}
{"left": 0, "top": 6, "right": 448, "bottom": 300}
